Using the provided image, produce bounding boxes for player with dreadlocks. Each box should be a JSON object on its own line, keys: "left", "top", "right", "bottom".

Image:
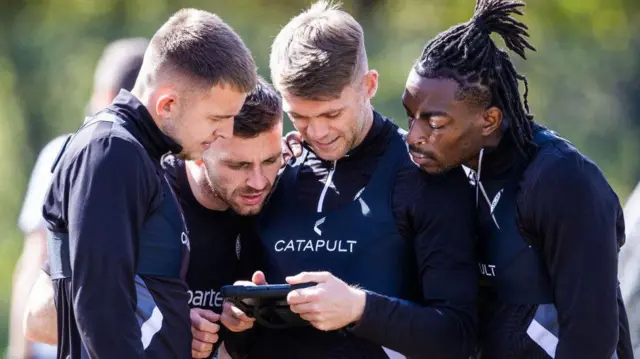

{"left": 402, "top": 0, "right": 633, "bottom": 358}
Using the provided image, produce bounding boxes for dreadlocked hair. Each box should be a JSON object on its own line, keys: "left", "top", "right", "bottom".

{"left": 414, "top": 0, "right": 537, "bottom": 156}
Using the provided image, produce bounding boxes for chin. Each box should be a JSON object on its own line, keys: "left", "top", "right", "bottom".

{"left": 419, "top": 164, "right": 447, "bottom": 175}
{"left": 232, "top": 204, "right": 263, "bottom": 217}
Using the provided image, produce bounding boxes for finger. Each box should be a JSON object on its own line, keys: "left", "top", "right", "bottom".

{"left": 196, "top": 309, "right": 220, "bottom": 324}
{"left": 285, "top": 132, "right": 303, "bottom": 157}
{"left": 231, "top": 305, "right": 255, "bottom": 322}
{"left": 252, "top": 270, "right": 267, "bottom": 285}
{"left": 192, "top": 349, "right": 212, "bottom": 359}
{"left": 298, "top": 312, "right": 321, "bottom": 322}
{"left": 287, "top": 287, "right": 319, "bottom": 305}
{"left": 222, "top": 301, "right": 253, "bottom": 322}
{"left": 232, "top": 280, "right": 255, "bottom": 286}
{"left": 286, "top": 271, "right": 331, "bottom": 285}
{"left": 190, "top": 311, "right": 220, "bottom": 334}
{"left": 221, "top": 312, "right": 254, "bottom": 332}
{"left": 191, "top": 325, "right": 219, "bottom": 343}
{"left": 310, "top": 320, "right": 333, "bottom": 332}
{"left": 289, "top": 302, "right": 318, "bottom": 315}
{"left": 191, "top": 338, "right": 213, "bottom": 354}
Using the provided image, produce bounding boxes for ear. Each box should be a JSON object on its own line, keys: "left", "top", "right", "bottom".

{"left": 481, "top": 106, "right": 503, "bottom": 137}
{"left": 363, "top": 70, "right": 379, "bottom": 100}
{"left": 155, "top": 89, "right": 179, "bottom": 120}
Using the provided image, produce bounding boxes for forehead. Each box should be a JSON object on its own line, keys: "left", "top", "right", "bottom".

{"left": 281, "top": 86, "right": 354, "bottom": 117}
{"left": 402, "top": 70, "right": 460, "bottom": 112}
{"left": 209, "top": 123, "right": 282, "bottom": 160}
{"left": 192, "top": 83, "right": 247, "bottom": 112}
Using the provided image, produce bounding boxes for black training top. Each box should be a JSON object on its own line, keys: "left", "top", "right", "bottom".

{"left": 163, "top": 155, "right": 259, "bottom": 358}
{"left": 42, "top": 90, "right": 191, "bottom": 359}
{"left": 226, "top": 111, "right": 478, "bottom": 359}
{"left": 473, "top": 125, "right": 633, "bottom": 359}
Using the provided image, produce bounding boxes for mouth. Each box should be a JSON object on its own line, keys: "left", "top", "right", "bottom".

{"left": 201, "top": 141, "right": 212, "bottom": 151}
{"left": 238, "top": 192, "right": 265, "bottom": 206}
{"left": 409, "top": 151, "right": 435, "bottom": 165}
{"left": 312, "top": 137, "right": 339, "bottom": 151}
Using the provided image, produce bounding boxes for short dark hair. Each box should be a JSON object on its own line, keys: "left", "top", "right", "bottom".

{"left": 414, "top": 0, "right": 536, "bottom": 156}
{"left": 269, "top": 0, "right": 367, "bottom": 100}
{"left": 151, "top": 8, "right": 257, "bottom": 93}
{"left": 233, "top": 77, "right": 282, "bottom": 138}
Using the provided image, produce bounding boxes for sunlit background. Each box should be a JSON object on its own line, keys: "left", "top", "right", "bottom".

{"left": 1, "top": 0, "right": 638, "bottom": 353}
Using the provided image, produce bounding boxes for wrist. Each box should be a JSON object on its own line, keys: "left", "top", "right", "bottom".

{"left": 349, "top": 287, "right": 367, "bottom": 324}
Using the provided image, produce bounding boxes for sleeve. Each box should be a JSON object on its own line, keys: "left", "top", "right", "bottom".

{"left": 521, "top": 156, "right": 622, "bottom": 359}
{"left": 18, "top": 136, "right": 68, "bottom": 234}
{"left": 66, "top": 137, "right": 151, "bottom": 358}
{"left": 351, "top": 166, "right": 478, "bottom": 359}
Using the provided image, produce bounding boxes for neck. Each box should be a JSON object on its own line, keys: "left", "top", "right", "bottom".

{"left": 131, "top": 83, "right": 165, "bottom": 131}
{"left": 184, "top": 161, "right": 229, "bottom": 211}
{"left": 351, "top": 103, "right": 375, "bottom": 150}
{"left": 464, "top": 130, "right": 504, "bottom": 171}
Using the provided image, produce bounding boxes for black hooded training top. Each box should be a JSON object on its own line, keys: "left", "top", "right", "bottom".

{"left": 471, "top": 125, "right": 633, "bottom": 359}
{"left": 42, "top": 90, "right": 191, "bottom": 359}
{"left": 226, "top": 111, "right": 478, "bottom": 359}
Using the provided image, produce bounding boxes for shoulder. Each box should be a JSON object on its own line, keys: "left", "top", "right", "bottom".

{"left": 522, "top": 134, "right": 617, "bottom": 205}
{"left": 67, "top": 116, "right": 149, "bottom": 170}
{"left": 394, "top": 164, "right": 474, "bottom": 218}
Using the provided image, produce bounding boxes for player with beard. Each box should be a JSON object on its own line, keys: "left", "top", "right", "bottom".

{"left": 23, "top": 78, "right": 283, "bottom": 359}
{"left": 402, "top": 0, "right": 632, "bottom": 358}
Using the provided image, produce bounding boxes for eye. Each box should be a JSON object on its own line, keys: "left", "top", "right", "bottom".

{"left": 228, "top": 163, "right": 246, "bottom": 170}
{"left": 264, "top": 157, "right": 278, "bottom": 164}
{"left": 325, "top": 111, "right": 341, "bottom": 119}
{"left": 429, "top": 122, "right": 445, "bottom": 130}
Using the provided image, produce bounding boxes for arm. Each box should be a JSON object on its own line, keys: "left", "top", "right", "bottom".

{"left": 24, "top": 270, "right": 58, "bottom": 345}
{"left": 66, "top": 137, "right": 151, "bottom": 358}
{"left": 350, "top": 166, "right": 478, "bottom": 359}
{"left": 8, "top": 230, "right": 47, "bottom": 358}
{"left": 9, "top": 138, "right": 65, "bottom": 357}
{"left": 522, "top": 157, "right": 622, "bottom": 359}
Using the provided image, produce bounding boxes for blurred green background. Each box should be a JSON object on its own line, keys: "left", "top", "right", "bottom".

{"left": 0, "top": 0, "right": 638, "bottom": 351}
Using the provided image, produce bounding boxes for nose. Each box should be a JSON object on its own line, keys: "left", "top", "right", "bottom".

{"left": 214, "top": 117, "right": 234, "bottom": 140}
{"left": 247, "top": 168, "right": 268, "bottom": 191}
{"left": 406, "top": 118, "right": 428, "bottom": 146}
{"left": 305, "top": 119, "right": 330, "bottom": 141}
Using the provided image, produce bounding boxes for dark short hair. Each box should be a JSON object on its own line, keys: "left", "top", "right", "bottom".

{"left": 151, "top": 8, "right": 257, "bottom": 93}
{"left": 234, "top": 77, "right": 282, "bottom": 138}
{"left": 93, "top": 37, "right": 149, "bottom": 93}
{"left": 269, "top": 0, "right": 367, "bottom": 100}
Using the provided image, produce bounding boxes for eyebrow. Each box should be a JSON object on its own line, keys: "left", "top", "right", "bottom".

{"left": 223, "top": 152, "right": 282, "bottom": 166}
{"left": 402, "top": 103, "right": 449, "bottom": 119}
{"left": 289, "top": 106, "right": 346, "bottom": 119}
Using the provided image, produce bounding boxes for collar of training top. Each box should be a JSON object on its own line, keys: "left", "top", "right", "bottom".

{"left": 108, "top": 89, "right": 183, "bottom": 160}
{"left": 479, "top": 129, "right": 523, "bottom": 179}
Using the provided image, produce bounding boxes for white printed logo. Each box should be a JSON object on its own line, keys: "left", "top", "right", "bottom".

{"left": 314, "top": 217, "right": 326, "bottom": 236}
{"left": 490, "top": 189, "right": 503, "bottom": 215}
{"left": 188, "top": 289, "right": 223, "bottom": 308}
{"left": 274, "top": 239, "right": 357, "bottom": 253}
{"left": 181, "top": 232, "right": 190, "bottom": 251}
{"left": 479, "top": 263, "right": 497, "bottom": 277}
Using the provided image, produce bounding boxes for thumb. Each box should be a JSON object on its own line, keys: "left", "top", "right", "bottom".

{"left": 286, "top": 271, "right": 330, "bottom": 285}
{"left": 252, "top": 270, "right": 267, "bottom": 285}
